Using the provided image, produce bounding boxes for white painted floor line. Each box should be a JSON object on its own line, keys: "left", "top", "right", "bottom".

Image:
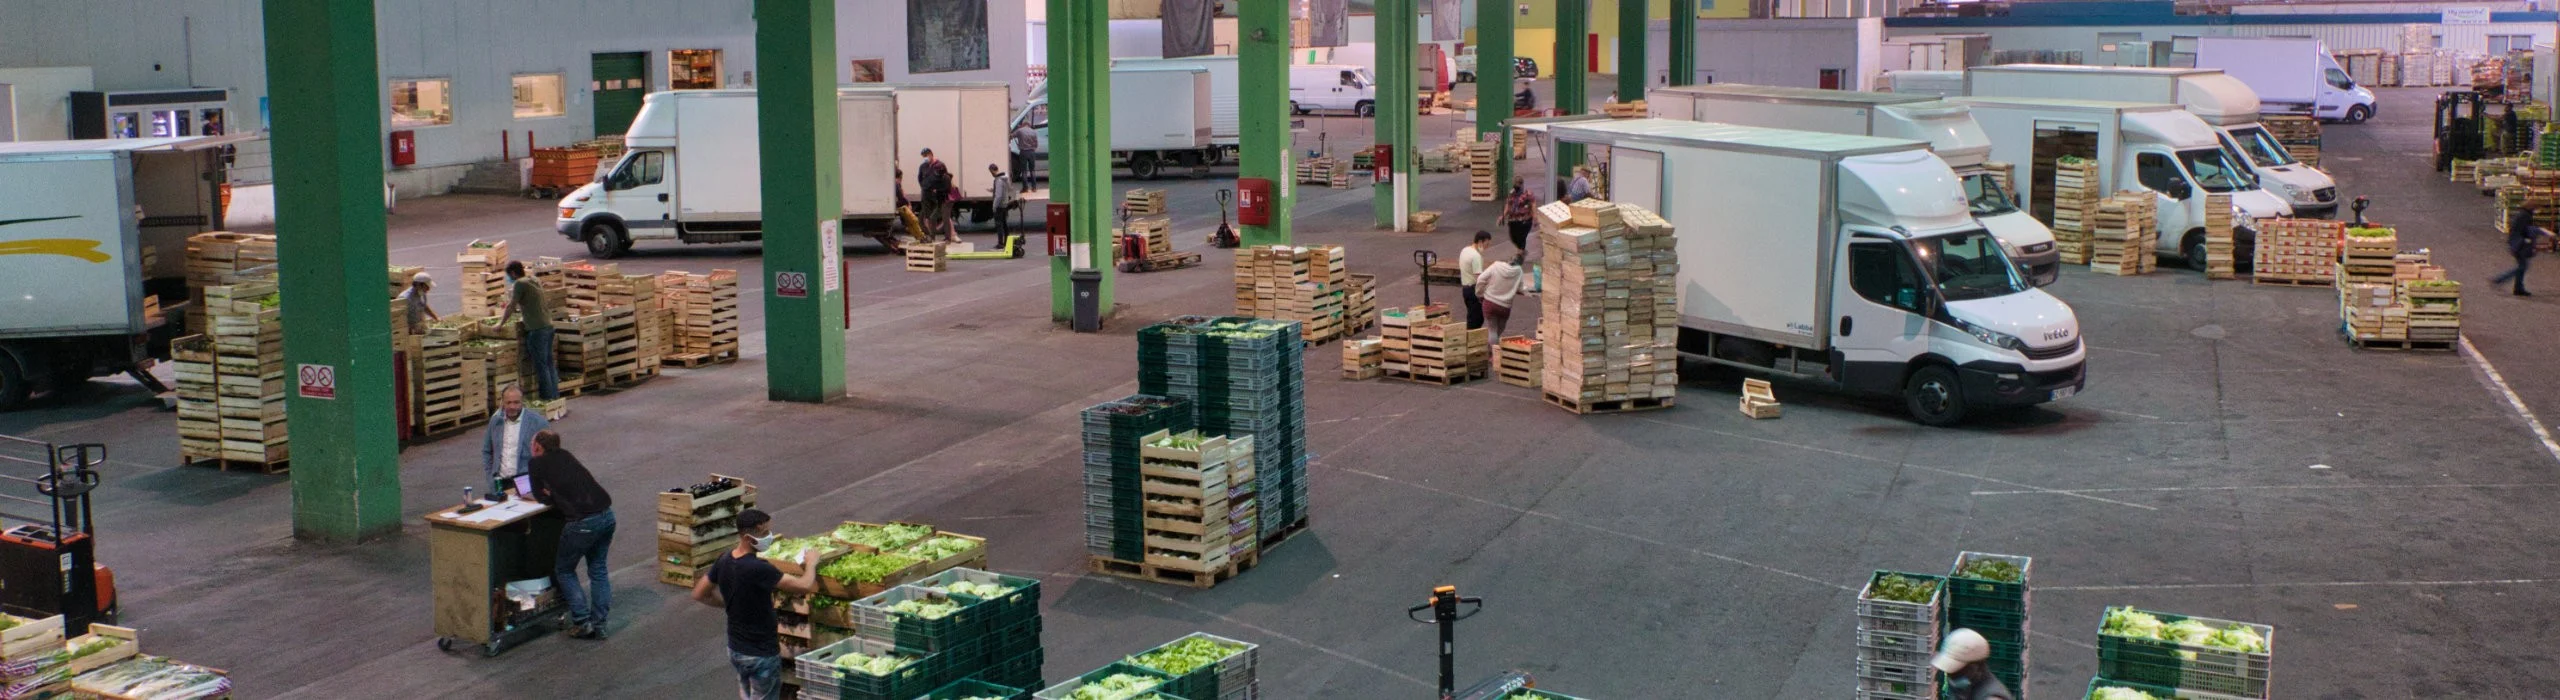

{"left": 2461, "top": 336, "right": 2560, "bottom": 465}
{"left": 1335, "top": 467, "right": 1853, "bottom": 593}
{"left": 2088, "top": 344, "right": 2163, "bottom": 357}
{"left": 1634, "top": 418, "right": 2158, "bottom": 511}
{"left": 1012, "top": 565, "right": 1438, "bottom": 690}
{"left": 2043, "top": 577, "right": 2560, "bottom": 592}
{"left": 1971, "top": 482, "right": 2560, "bottom": 496}
{"left": 2092, "top": 407, "right": 2164, "bottom": 421}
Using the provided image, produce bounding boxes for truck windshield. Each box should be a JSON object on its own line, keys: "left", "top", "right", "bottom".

{"left": 1963, "top": 174, "right": 2019, "bottom": 217}
{"left": 2227, "top": 126, "right": 2297, "bottom": 167}
{"left": 1911, "top": 230, "right": 2027, "bottom": 302}
{"left": 2176, "top": 148, "right": 2252, "bottom": 193}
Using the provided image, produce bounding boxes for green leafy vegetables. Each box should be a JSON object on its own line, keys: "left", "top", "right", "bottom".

{"left": 835, "top": 522, "right": 933, "bottom": 550}
{"left": 2088, "top": 688, "right": 2162, "bottom": 700}
{"left": 942, "top": 580, "right": 1015, "bottom": 599}
{"left": 819, "top": 551, "right": 921, "bottom": 583}
{"left": 1127, "top": 636, "right": 1246, "bottom": 676}
{"left": 887, "top": 596, "right": 962, "bottom": 620}
{"left": 2101, "top": 607, "right": 2267, "bottom": 653}
{"left": 1068, "top": 673, "right": 1162, "bottom": 700}
{"left": 63, "top": 638, "right": 118, "bottom": 661}
{"left": 1865, "top": 574, "right": 1940, "bottom": 604}
{"left": 899, "top": 536, "right": 979, "bottom": 561}
{"left": 833, "top": 650, "right": 916, "bottom": 677}
{"left": 760, "top": 535, "right": 835, "bottom": 563}
{"left": 1954, "top": 558, "right": 2023, "bottom": 583}
{"left": 2347, "top": 227, "right": 2395, "bottom": 238}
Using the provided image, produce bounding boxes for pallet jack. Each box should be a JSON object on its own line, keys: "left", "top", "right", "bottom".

{"left": 1208, "top": 188, "right": 1241, "bottom": 249}
{"left": 0, "top": 437, "right": 116, "bottom": 631}
{"left": 1118, "top": 206, "right": 1203, "bottom": 273}
{"left": 1411, "top": 584, "right": 1543, "bottom": 700}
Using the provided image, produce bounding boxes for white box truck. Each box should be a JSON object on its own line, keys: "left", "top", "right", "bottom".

{"left": 556, "top": 89, "right": 899, "bottom": 257}
{"left": 0, "top": 138, "right": 224, "bottom": 408}
{"left": 1648, "top": 84, "right": 2063, "bottom": 286}
{"left": 2193, "top": 37, "right": 2376, "bottom": 124}
{"left": 879, "top": 82, "right": 1014, "bottom": 209}
{"left": 1012, "top": 59, "right": 1231, "bottom": 180}
{"left": 1541, "top": 118, "right": 2085, "bottom": 425}
{"left": 1965, "top": 64, "right": 2341, "bottom": 216}
{"left": 1954, "top": 96, "right": 2294, "bottom": 271}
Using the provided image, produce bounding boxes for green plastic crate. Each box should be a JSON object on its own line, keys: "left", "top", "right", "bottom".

{"left": 1033, "top": 662, "right": 1176, "bottom": 700}
{"left": 922, "top": 678, "right": 1029, "bottom": 700}
{"left": 2083, "top": 675, "right": 2254, "bottom": 699}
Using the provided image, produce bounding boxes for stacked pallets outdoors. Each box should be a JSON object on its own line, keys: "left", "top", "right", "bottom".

{"left": 1122, "top": 188, "right": 1168, "bottom": 216}
{"left": 2252, "top": 218, "right": 2343, "bottom": 286}
{"left": 1341, "top": 338, "right": 1384, "bottom": 380}
{"left": 2203, "top": 194, "right": 2237, "bottom": 279}
{"left": 1946, "top": 552, "right": 2033, "bottom": 695}
{"left": 2401, "top": 276, "right": 2462, "bottom": 346}
{"left": 1534, "top": 200, "right": 1679, "bottom": 414}
{"left": 1233, "top": 245, "right": 1353, "bottom": 344}
{"left": 657, "top": 475, "right": 756, "bottom": 587}
{"left": 183, "top": 232, "right": 277, "bottom": 334}
{"left": 1375, "top": 305, "right": 1455, "bottom": 384}
{"left": 1082, "top": 394, "right": 1196, "bottom": 570}
{"left": 412, "top": 337, "right": 488, "bottom": 435}
{"left": 1136, "top": 317, "right": 1311, "bottom": 547}
{"left": 665, "top": 269, "right": 742, "bottom": 366}
{"left": 2088, "top": 192, "right": 2158, "bottom": 276}
{"left": 2095, "top": 606, "right": 2275, "bottom": 698}
{"left": 1853, "top": 571, "right": 1942, "bottom": 700}
{"left": 1496, "top": 336, "right": 1542, "bottom": 388}
{"left": 2336, "top": 226, "right": 2400, "bottom": 289}
{"left": 2048, "top": 157, "right": 2101, "bottom": 265}
{"left": 1467, "top": 140, "right": 1500, "bottom": 202}
{"left": 183, "top": 280, "right": 288, "bottom": 472}
{"left": 456, "top": 239, "right": 511, "bottom": 318}
{"left": 2262, "top": 115, "right": 2322, "bottom": 168}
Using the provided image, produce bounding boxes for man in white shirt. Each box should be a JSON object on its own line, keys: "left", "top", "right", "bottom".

{"left": 480, "top": 386, "right": 549, "bottom": 498}
{"left": 1458, "top": 231, "right": 1492, "bottom": 330}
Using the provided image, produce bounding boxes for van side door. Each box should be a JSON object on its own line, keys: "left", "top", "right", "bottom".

{"left": 1833, "top": 235, "right": 1936, "bottom": 395}
{"left": 602, "top": 150, "right": 674, "bottom": 239}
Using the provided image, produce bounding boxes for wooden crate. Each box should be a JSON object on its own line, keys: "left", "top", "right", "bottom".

{"left": 1739, "top": 379, "right": 1782, "bottom": 419}
{"left": 905, "top": 242, "right": 948, "bottom": 272}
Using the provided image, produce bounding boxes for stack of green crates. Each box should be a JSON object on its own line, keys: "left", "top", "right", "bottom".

{"left": 1084, "top": 395, "right": 1195, "bottom": 562}
{"left": 1942, "top": 552, "right": 2031, "bottom": 699}
{"left": 1035, "top": 662, "right": 1184, "bottom": 700}
{"left": 2095, "top": 607, "right": 2273, "bottom": 699}
{"left": 2540, "top": 123, "right": 2560, "bottom": 167}
{"left": 832, "top": 569, "right": 1047, "bottom": 697}
{"left": 921, "top": 678, "right": 1031, "bottom": 700}
{"left": 1125, "top": 632, "right": 1261, "bottom": 700}
{"left": 922, "top": 567, "right": 1047, "bottom": 692}
{"left": 1137, "top": 317, "right": 1310, "bottom": 545}
{"left": 794, "top": 636, "right": 942, "bottom": 700}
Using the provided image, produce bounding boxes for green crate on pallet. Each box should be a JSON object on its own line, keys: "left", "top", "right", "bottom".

{"left": 851, "top": 585, "right": 986, "bottom": 654}
{"left": 974, "top": 649, "right": 1046, "bottom": 691}
{"left": 919, "top": 568, "right": 1042, "bottom": 630}
{"left": 2095, "top": 607, "right": 2272, "bottom": 698}
{"left": 796, "top": 637, "right": 944, "bottom": 700}
{"left": 1125, "top": 632, "right": 1259, "bottom": 700}
{"left": 2084, "top": 675, "right": 2254, "bottom": 700}
{"left": 1946, "top": 552, "right": 2031, "bottom": 613}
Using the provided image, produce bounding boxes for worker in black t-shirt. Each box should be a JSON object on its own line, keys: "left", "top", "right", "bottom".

{"left": 691, "top": 509, "right": 819, "bottom": 700}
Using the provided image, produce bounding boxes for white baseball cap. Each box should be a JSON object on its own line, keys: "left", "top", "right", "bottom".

{"left": 1933, "top": 628, "right": 1990, "bottom": 673}
{"left": 412, "top": 271, "right": 434, "bottom": 285}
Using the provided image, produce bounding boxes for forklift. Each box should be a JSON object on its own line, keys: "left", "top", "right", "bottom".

{"left": 0, "top": 437, "right": 116, "bottom": 631}
{"left": 2434, "top": 91, "right": 2526, "bottom": 169}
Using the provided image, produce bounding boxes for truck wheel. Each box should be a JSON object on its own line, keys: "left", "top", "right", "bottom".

{"left": 1129, "top": 153, "right": 1162, "bottom": 180}
{"left": 1291, "top": 102, "right": 1306, "bottom": 115}
{"left": 1457, "top": 71, "right": 1475, "bottom": 84}
{"left": 0, "top": 353, "right": 28, "bottom": 412}
{"left": 1356, "top": 101, "right": 1376, "bottom": 118}
{"left": 2344, "top": 105, "right": 2371, "bottom": 124}
{"left": 584, "top": 222, "right": 627, "bottom": 259}
{"left": 2183, "top": 231, "right": 2210, "bottom": 273}
{"left": 1903, "top": 365, "right": 1969, "bottom": 427}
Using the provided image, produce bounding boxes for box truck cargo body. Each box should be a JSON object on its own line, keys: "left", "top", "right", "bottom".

{"left": 2193, "top": 37, "right": 2376, "bottom": 124}
{"left": 1965, "top": 64, "right": 2339, "bottom": 215}
{"left": 1540, "top": 118, "right": 2084, "bottom": 425}
{"left": 555, "top": 89, "right": 903, "bottom": 257}
{"left": 1955, "top": 96, "right": 2293, "bottom": 270}
{"left": 1015, "top": 56, "right": 1240, "bottom": 179}
{"left": 1648, "top": 83, "right": 2062, "bottom": 286}
{"left": 0, "top": 138, "right": 219, "bottom": 408}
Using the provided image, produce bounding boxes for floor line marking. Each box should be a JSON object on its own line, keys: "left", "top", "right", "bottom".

{"left": 2094, "top": 407, "right": 2163, "bottom": 421}
{"left": 2089, "top": 344, "right": 2163, "bottom": 357}
{"left": 2461, "top": 335, "right": 2560, "bottom": 465}
{"left": 1634, "top": 418, "right": 2158, "bottom": 510}
{"left": 1971, "top": 482, "right": 2560, "bottom": 496}
{"left": 2042, "top": 578, "right": 2560, "bottom": 592}
{"left": 1335, "top": 467, "right": 1852, "bottom": 592}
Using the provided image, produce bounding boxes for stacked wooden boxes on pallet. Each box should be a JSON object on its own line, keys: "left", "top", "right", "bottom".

{"left": 1135, "top": 317, "right": 1310, "bottom": 545}
{"left": 670, "top": 269, "right": 742, "bottom": 365}
{"left": 2337, "top": 226, "right": 2399, "bottom": 288}
{"left": 657, "top": 475, "right": 755, "bottom": 587}
{"left": 1341, "top": 338, "right": 1384, "bottom": 380}
{"left": 2088, "top": 192, "right": 2158, "bottom": 276}
{"left": 1496, "top": 336, "right": 1541, "bottom": 388}
{"left": 1533, "top": 200, "right": 1679, "bottom": 414}
{"left": 1376, "top": 304, "right": 1452, "bottom": 382}
{"left": 1131, "top": 430, "right": 1259, "bottom": 585}
{"left": 1123, "top": 188, "right": 1167, "bottom": 216}
{"left": 1854, "top": 571, "right": 1943, "bottom": 700}
{"left": 412, "top": 336, "right": 488, "bottom": 434}
{"left": 1345, "top": 273, "right": 1379, "bottom": 332}
{"left": 2498, "top": 168, "right": 2560, "bottom": 242}
{"left": 1233, "top": 245, "right": 1352, "bottom": 344}
{"left": 2049, "top": 156, "right": 2101, "bottom": 265}
{"left": 1081, "top": 395, "right": 1195, "bottom": 566}
{"left": 461, "top": 338, "right": 521, "bottom": 414}
{"left": 2402, "top": 273, "right": 2462, "bottom": 346}
{"left": 172, "top": 336, "right": 220, "bottom": 461}
{"left": 457, "top": 239, "right": 511, "bottom": 318}
{"left": 2342, "top": 282, "right": 2407, "bottom": 343}
{"left": 2262, "top": 115, "right": 2322, "bottom": 168}
{"left": 2253, "top": 218, "right": 2343, "bottom": 285}
{"left": 600, "top": 305, "right": 642, "bottom": 384}
{"left": 1467, "top": 140, "right": 1500, "bottom": 202}
{"left": 562, "top": 262, "right": 616, "bottom": 315}
{"left": 553, "top": 312, "right": 609, "bottom": 394}
{"left": 196, "top": 280, "right": 287, "bottom": 470}
{"left": 184, "top": 232, "right": 277, "bottom": 333}
{"left": 2203, "top": 194, "right": 2237, "bottom": 279}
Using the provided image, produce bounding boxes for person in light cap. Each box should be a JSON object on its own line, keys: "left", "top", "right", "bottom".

{"left": 398, "top": 272, "right": 439, "bottom": 334}
{"left": 1932, "top": 628, "right": 2016, "bottom": 700}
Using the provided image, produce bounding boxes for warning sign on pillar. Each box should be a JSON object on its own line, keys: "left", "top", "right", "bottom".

{"left": 297, "top": 364, "right": 337, "bottom": 400}
{"left": 775, "top": 271, "right": 810, "bottom": 299}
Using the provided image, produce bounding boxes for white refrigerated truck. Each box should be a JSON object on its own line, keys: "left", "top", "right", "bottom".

{"left": 1540, "top": 118, "right": 2085, "bottom": 425}
{"left": 1647, "top": 84, "right": 2064, "bottom": 286}
{"left": 2194, "top": 37, "right": 2377, "bottom": 125}
{"left": 1012, "top": 58, "right": 1231, "bottom": 180}
{"left": 1954, "top": 96, "right": 2294, "bottom": 271}
{"left": 1964, "top": 64, "right": 2341, "bottom": 216}
{"left": 0, "top": 138, "right": 224, "bottom": 409}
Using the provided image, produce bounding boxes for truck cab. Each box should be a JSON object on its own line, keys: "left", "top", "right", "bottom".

{"left": 1961, "top": 64, "right": 2339, "bottom": 216}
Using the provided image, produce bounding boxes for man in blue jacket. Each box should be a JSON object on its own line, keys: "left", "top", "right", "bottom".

{"left": 480, "top": 386, "right": 549, "bottom": 497}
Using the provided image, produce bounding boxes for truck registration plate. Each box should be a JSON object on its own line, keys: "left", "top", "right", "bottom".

{"left": 2050, "top": 386, "right": 2078, "bottom": 401}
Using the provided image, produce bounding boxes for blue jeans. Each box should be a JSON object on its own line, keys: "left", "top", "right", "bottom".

{"left": 554, "top": 510, "right": 614, "bottom": 629}
{"left": 730, "top": 652, "right": 782, "bottom": 700}
{"left": 525, "top": 327, "right": 560, "bottom": 399}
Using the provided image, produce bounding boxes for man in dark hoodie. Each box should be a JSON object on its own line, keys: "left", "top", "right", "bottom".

{"left": 2493, "top": 207, "right": 2554, "bottom": 296}
{"left": 528, "top": 429, "right": 615, "bottom": 639}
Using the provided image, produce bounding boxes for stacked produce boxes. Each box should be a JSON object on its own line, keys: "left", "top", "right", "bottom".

{"left": 203, "top": 282, "right": 287, "bottom": 470}
{"left": 2048, "top": 157, "right": 2101, "bottom": 265}
{"left": 2401, "top": 278, "right": 2462, "bottom": 343}
{"left": 920, "top": 567, "right": 1047, "bottom": 690}
{"left": 667, "top": 269, "right": 743, "bottom": 365}
{"left": 1944, "top": 553, "right": 2031, "bottom": 697}
{"left": 2342, "top": 282, "right": 2408, "bottom": 343}
{"left": 1467, "top": 140, "right": 1500, "bottom": 201}
{"left": 907, "top": 242, "right": 950, "bottom": 273}
{"left": 1855, "top": 571, "right": 1943, "bottom": 700}
{"left": 1496, "top": 337, "right": 1542, "bottom": 388}
{"left": 183, "top": 232, "right": 277, "bottom": 334}
{"left": 796, "top": 565, "right": 1035, "bottom": 699}
{"left": 412, "top": 337, "right": 488, "bottom": 433}
{"left": 1341, "top": 338, "right": 1384, "bottom": 380}
{"left": 461, "top": 338, "right": 520, "bottom": 414}
{"left": 552, "top": 313, "right": 609, "bottom": 394}
{"left": 2261, "top": 116, "right": 2321, "bottom": 168}
{"left": 562, "top": 262, "right": 615, "bottom": 315}
{"left": 1136, "top": 317, "right": 1311, "bottom": 544}
{"left": 655, "top": 475, "right": 754, "bottom": 587}
{"left": 1124, "top": 188, "right": 1168, "bottom": 216}
{"left": 171, "top": 337, "right": 219, "bottom": 460}
{"left": 1376, "top": 304, "right": 1454, "bottom": 380}
{"left": 2252, "top": 219, "right": 2343, "bottom": 285}
{"left": 2202, "top": 194, "right": 2236, "bottom": 280}
{"left": 1345, "top": 273, "right": 1379, "bottom": 332}
{"left": 601, "top": 305, "right": 642, "bottom": 384}
{"left": 1136, "top": 430, "right": 1259, "bottom": 578}
{"left": 457, "top": 239, "right": 510, "bottom": 318}
{"left": 2336, "top": 227, "right": 2400, "bottom": 288}
{"left": 2089, "top": 193, "right": 2157, "bottom": 276}
{"left": 1532, "top": 200, "right": 1679, "bottom": 413}
{"left": 1233, "top": 245, "right": 1352, "bottom": 344}
{"left": 1083, "top": 394, "right": 1197, "bottom": 563}
{"left": 2095, "top": 607, "right": 2272, "bottom": 698}
{"left": 1124, "top": 632, "right": 1262, "bottom": 700}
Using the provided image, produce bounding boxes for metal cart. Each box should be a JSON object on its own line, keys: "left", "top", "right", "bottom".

{"left": 426, "top": 499, "right": 566, "bottom": 657}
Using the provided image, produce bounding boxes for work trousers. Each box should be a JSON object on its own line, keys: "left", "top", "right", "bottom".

{"left": 1461, "top": 286, "right": 1484, "bottom": 330}
{"left": 555, "top": 510, "right": 615, "bottom": 630}
{"left": 525, "top": 328, "right": 560, "bottom": 400}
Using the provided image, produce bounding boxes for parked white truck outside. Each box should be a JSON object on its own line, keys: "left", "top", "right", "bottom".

{"left": 1647, "top": 83, "right": 2064, "bottom": 286}
{"left": 0, "top": 138, "right": 221, "bottom": 408}
{"left": 1964, "top": 64, "right": 2340, "bottom": 216}
{"left": 2194, "top": 37, "right": 2377, "bottom": 125}
{"left": 1012, "top": 59, "right": 1232, "bottom": 180}
{"left": 1541, "top": 118, "right": 2085, "bottom": 425}
{"left": 556, "top": 89, "right": 898, "bottom": 256}
{"left": 1955, "top": 96, "right": 2294, "bottom": 271}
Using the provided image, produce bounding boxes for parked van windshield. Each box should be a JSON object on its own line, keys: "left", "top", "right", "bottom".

{"left": 2176, "top": 148, "right": 2253, "bottom": 193}
{"left": 1911, "top": 230, "right": 2027, "bottom": 302}
{"left": 1963, "top": 174, "right": 2019, "bottom": 217}
{"left": 2226, "top": 126, "right": 2298, "bottom": 167}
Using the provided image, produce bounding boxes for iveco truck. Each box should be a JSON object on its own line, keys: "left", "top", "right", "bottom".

{"left": 1013, "top": 59, "right": 1231, "bottom": 180}
{"left": 1542, "top": 118, "right": 2086, "bottom": 425}
{"left": 2194, "top": 37, "right": 2377, "bottom": 124}
{"left": 1965, "top": 64, "right": 2340, "bottom": 216}
{"left": 1955, "top": 96, "right": 2294, "bottom": 271}
{"left": 1648, "top": 84, "right": 2063, "bottom": 286}
{"left": 555, "top": 89, "right": 898, "bottom": 257}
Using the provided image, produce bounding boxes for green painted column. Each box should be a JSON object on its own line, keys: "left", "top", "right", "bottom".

{"left": 1555, "top": 0, "right": 1589, "bottom": 179}
{"left": 1618, "top": 0, "right": 1647, "bottom": 100}
{"left": 1373, "top": 0, "right": 1417, "bottom": 230}
{"left": 754, "top": 0, "right": 847, "bottom": 402}
{"left": 1477, "top": 0, "right": 1516, "bottom": 192}
{"left": 1668, "top": 0, "right": 1698, "bottom": 86}
{"left": 1238, "top": 0, "right": 1294, "bottom": 247}
{"left": 262, "top": 0, "right": 399, "bottom": 542}
{"left": 1048, "top": 0, "right": 1116, "bottom": 320}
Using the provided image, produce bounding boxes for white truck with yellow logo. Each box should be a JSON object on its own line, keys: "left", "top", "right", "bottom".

{"left": 0, "top": 138, "right": 224, "bottom": 409}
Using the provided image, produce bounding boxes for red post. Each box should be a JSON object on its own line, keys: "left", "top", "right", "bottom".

{"left": 501, "top": 131, "right": 510, "bottom": 162}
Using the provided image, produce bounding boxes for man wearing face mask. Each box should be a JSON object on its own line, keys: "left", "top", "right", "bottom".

{"left": 691, "top": 509, "right": 818, "bottom": 700}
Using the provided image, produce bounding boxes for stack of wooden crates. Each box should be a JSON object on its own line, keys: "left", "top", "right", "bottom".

{"left": 1533, "top": 200, "right": 1679, "bottom": 413}
{"left": 2254, "top": 218, "right": 2344, "bottom": 285}
{"left": 2203, "top": 194, "right": 2237, "bottom": 280}
{"left": 1234, "top": 245, "right": 1355, "bottom": 344}
{"left": 2048, "top": 156, "right": 2101, "bottom": 265}
{"left": 663, "top": 269, "right": 743, "bottom": 366}
{"left": 2088, "top": 192, "right": 2158, "bottom": 276}
{"left": 189, "top": 278, "right": 287, "bottom": 471}
{"left": 1467, "top": 139, "right": 1500, "bottom": 202}
{"left": 1496, "top": 337, "right": 1542, "bottom": 388}
{"left": 1122, "top": 188, "right": 1168, "bottom": 216}
{"left": 658, "top": 475, "right": 756, "bottom": 587}
{"left": 183, "top": 232, "right": 277, "bottom": 334}
{"left": 457, "top": 239, "right": 511, "bottom": 318}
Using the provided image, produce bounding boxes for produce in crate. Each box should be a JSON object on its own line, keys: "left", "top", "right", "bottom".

{"left": 1070, "top": 673, "right": 1164, "bottom": 700}
{"left": 670, "top": 476, "right": 743, "bottom": 499}
{"left": 1127, "top": 635, "right": 1248, "bottom": 675}
{"left": 820, "top": 551, "right": 922, "bottom": 583}
{"left": 835, "top": 522, "right": 934, "bottom": 550}
{"left": 760, "top": 536, "right": 836, "bottom": 562}
{"left": 835, "top": 649, "right": 923, "bottom": 676}
{"left": 1866, "top": 573, "right": 1941, "bottom": 603}
{"left": 2101, "top": 607, "right": 2265, "bottom": 652}
{"left": 901, "top": 535, "right": 979, "bottom": 560}
{"left": 1954, "top": 558, "right": 2023, "bottom": 583}
{"left": 888, "top": 596, "right": 964, "bottom": 620}
{"left": 943, "top": 580, "right": 1016, "bottom": 599}
{"left": 2088, "top": 688, "right": 2162, "bottom": 700}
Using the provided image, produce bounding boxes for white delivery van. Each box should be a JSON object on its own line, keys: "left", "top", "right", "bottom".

{"left": 0, "top": 138, "right": 224, "bottom": 408}
{"left": 1289, "top": 64, "right": 1379, "bottom": 117}
{"left": 555, "top": 89, "right": 898, "bottom": 257}
{"left": 1955, "top": 96, "right": 2293, "bottom": 271}
{"left": 1013, "top": 60, "right": 1231, "bottom": 180}
{"left": 1965, "top": 64, "right": 2340, "bottom": 216}
{"left": 2194, "top": 37, "right": 2376, "bottom": 124}
{"left": 1649, "top": 84, "right": 2063, "bottom": 286}
{"left": 1541, "top": 118, "right": 2085, "bottom": 425}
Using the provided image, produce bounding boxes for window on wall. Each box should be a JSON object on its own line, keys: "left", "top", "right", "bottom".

{"left": 390, "top": 78, "right": 452, "bottom": 127}
{"left": 670, "top": 50, "right": 723, "bottom": 89}
{"left": 2489, "top": 35, "right": 2534, "bottom": 55}
{"left": 512, "top": 74, "right": 566, "bottom": 119}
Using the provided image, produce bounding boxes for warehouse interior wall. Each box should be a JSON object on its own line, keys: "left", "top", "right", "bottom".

{"left": 837, "top": 0, "right": 1033, "bottom": 101}
{"left": 1512, "top": 1, "right": 1742, "bottom": 77}
{"left": 0, "top": 67, "right": 96, "bottom": 142}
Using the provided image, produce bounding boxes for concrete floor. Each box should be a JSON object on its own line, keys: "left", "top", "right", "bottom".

{"left": 5, "top": 86, "right": 2559, "bottom": 698}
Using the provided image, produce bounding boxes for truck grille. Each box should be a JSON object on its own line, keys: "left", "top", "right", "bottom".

{"left": 2314, "top": 187, "right": 2336, "bottom": 203}
{"left": 2022, "top": 242, "right": 2053, "bottom": 254}
{"left": 2021, "top": 339, "right": 2079, "bottom": 361}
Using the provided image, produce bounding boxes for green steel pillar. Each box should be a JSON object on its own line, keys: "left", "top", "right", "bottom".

{"left": 1555, "top": 0, "right": 1589, "bottom": 178}
{"left": 1374, "top": 0, "right": 1417, "bottom": 230}
{"left": 1238, "top": 0, "right": 1294, "bottom": 247}
{"left": 755, "top": 0, "right": 847, "bottom": 402}
{"left": 1477, "top": 0, "right": 1517, "bottom": 192}
{"left": 1048, "top": 0, "right": 1115, "bottom": 319}
{"left": 1618, "top": 0, "right": 1647, "bottom": 100}
{"left": 263, "top": 0, "right": 400, "bottom": 542}
{"left": 1668, "top": 0, "right": 1698, "bottom": 86}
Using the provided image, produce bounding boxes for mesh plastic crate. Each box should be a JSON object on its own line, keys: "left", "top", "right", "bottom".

{"left": 1856, "top": 675, "right": 1933, "bottom": 698}
{"left": 1855, "top": 571, "right": 1944, "bottom": 622}
{"left": 796, "top": 637, "right": 941, "bottom": 700}
{"left": 1033, "top": 662, "right": 1174, "bottom": 700}
{"left": 1855, "top": 625, "right": 1937, "bottom": 654}
{"left": 922, "top": 678, "right": 1030, "bottom": 700}
{"left": 974, "top": 648, "right": 1046, "bottom": 691}
{"left": 2097, "top": 657, "right": 2268, "bottom": 698}
{"left": 2095, "top": 607, "right": 2273, "bottom": 677}
{"left": 851, "top": 585, "right": 986, "bottom": 653}
{"left": 2085, "top": 675, "right": 2255, "bottom": 700}
{"left": 1946, "top": 552, "right": 2031, "bottom": 600}
{"left": 918, "top": 568, "right": 1042, "bottom": 629}
{"left": 1124, "top": 632, "right": 1259, "bottom": 700}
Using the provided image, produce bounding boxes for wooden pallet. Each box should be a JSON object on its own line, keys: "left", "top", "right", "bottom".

{"left": 2348, "top": 337, "right": 2456, "bottom": 352}
{"left": 1258, "top": 516, "right": 1311, "bottom": 551}
{"left": 1543, "top": 392, "right": 1676, "bottom": 415}
{"left": 1385, "top": 366, "right": 1471, "bottom": 386}
{"left": 2251, "top": 275, "right": 2336, "bottom": 287}
{"left": 664, "top": 350, "right": 739, "bottom": 368}
{"left": 181, "top": 455, "right": 288, "bottom": 474}
{"left": 1088, "top": 549, "right": 1259, "bottom": 589}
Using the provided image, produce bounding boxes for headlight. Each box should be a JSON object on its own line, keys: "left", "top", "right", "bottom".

{"left": 2283, "top": 183, "right": 2303, "bottom": 197}
{"left": 1952, "top": 317, "right": 2026, "bottom": 352}
{"left": 558, "top": 208, "right": 578, "bottom": 219}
